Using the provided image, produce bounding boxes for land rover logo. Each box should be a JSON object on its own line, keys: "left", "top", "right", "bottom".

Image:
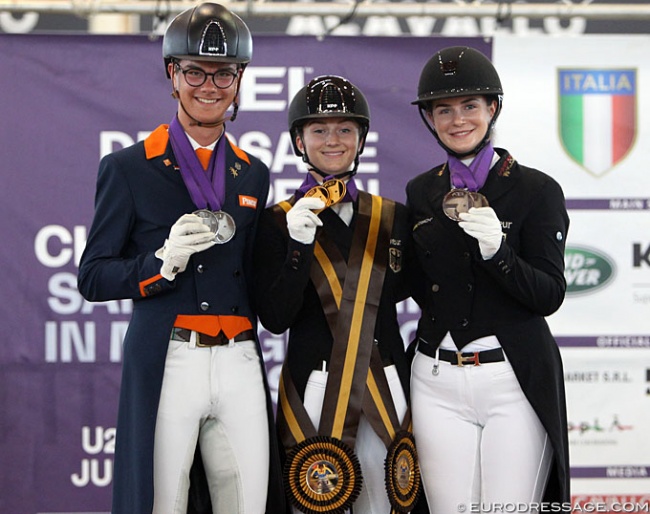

{"left": 565, "top": 246, "right": 615, "bottom": 295}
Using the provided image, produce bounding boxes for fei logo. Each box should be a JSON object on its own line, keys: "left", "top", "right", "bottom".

{"left": 558, "top": 69, "right": 636, "bottom": 177}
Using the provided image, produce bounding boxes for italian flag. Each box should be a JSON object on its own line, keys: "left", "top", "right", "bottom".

{"left": 559, "top": 69, "right": 636, "bottom": 176}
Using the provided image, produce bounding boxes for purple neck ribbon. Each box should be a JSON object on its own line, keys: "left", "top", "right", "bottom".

{"left": 295, "top": 173, "right": 358, "bottom": 202}
{"left": 447, "top": 142, "right": 495, "bottom": 192}
{"left": 168, "top": 116, "right": 227, "bottom": 211}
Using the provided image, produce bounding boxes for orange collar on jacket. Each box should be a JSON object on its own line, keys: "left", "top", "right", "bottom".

{"left": 143, "top": 124, "right": 251, "bottom": 165}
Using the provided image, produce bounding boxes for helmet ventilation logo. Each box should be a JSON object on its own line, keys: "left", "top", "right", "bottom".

{"left": 438, "top": 48, "right": 465, "bottom": 76}
{"left": 200, "top": 21, "right": 227, "bottom": 57}
{"left": 440, "top": 60, "right": 459, "bottom": 76}
{"left": 307, "top": 78, "right": 356, "bottom": 114}
{"left": 319, "top": 84, "right": 349, "bottom": 113}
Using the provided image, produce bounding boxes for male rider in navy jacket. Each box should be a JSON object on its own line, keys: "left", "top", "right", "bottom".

{"left": 78, "top": 4, "right": 284, "bottom": 513}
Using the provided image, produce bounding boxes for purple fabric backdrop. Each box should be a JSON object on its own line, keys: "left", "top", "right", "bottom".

{"left": 0, "top": 33, "right": 489, "bottom": 512}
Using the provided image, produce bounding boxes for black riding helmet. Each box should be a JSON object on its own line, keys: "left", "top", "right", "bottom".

{"left": 162, "top": 2, "right": 252, "bottom": 125}
{"left": 412, "top": 46, "right": 503, "bottom": 158}
{"left": 288, "top": 75, "right": 370, "bottom": 178}
{"left": 163, "top": 2, "right": 252, "bottom": 76}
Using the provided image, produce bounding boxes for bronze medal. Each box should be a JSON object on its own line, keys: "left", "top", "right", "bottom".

{"left": 442, "top": 188, "right": 489, "bottom": 221}
{"left": 384, "top": 431, "right": 422, "bottom": 513}
{"left": 284, "top": 436, "right": 363, "bottom": 513}
{"left": 468, "top": 191, "right": 489, "bottom": 209}
{"left": 304, "top": 185, "right": 331, "bottom": 214}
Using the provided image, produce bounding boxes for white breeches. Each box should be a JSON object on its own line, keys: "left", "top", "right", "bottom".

{"left": 152, "top": 334, "right": 269, "bottom": 514}
{"left": 411, "top": 350, "right": 553, "bottom": 514}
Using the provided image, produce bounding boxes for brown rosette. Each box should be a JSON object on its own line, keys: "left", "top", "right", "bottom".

{"left": 384, "top": 431, "right": 422, "bottom": 513}
{"left": 284, "top": 435, "right": 363, "bottom": 513}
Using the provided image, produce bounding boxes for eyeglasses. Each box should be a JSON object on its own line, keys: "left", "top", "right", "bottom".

{"left": 175, "top": 64, "right": 238, "bottom": 89}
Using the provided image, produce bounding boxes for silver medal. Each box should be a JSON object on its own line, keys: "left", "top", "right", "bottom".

{"left": 193, "top": 209, "right": 236, "bottom": 244}
{"left": 212, "top": 210, "right": 236, "bottom": 244}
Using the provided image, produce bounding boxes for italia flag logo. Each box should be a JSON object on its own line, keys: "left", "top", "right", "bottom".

{"left": 558, "top": 69, "right": 636, "bottom": 176}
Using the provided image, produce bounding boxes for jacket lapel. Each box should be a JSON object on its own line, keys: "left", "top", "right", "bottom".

{"left": 480, "top": 149, "right": 518, "bottom": 203}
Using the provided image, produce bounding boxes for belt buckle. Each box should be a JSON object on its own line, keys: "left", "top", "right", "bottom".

{"left": 195, "top": 333, "right": 208, "bottom": 347}
{"left": 195, "top": 332, "right": 229, "bottom": 347}
{"left": 456, "top": 351, "right": 480, "bottom": 366}
{"left": 195, "top": 333, "right": 216, "bottom": 348}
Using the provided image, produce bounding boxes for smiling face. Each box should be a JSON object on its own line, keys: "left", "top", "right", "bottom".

{"left": 169, "top": 59, "right": 241, "bottom": 141}
{"left": 296, "top": 118, "right": 362, "bottom": 177}
{"left": 427, "top": 95, "right": 497, "bottom": 157}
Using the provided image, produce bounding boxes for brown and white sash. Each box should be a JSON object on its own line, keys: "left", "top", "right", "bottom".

{"left": 273, "top": 192, "right": 421, "bottom": 512}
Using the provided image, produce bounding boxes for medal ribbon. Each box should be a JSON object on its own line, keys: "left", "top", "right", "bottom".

{"left": 295, "top": 174, "right": 359, "bottom": 202}
{"left": 447, "top": 142, "right": 494, "bottom": 192}
{"left": 168, "top": 116, "right": 227, "bottom": 211}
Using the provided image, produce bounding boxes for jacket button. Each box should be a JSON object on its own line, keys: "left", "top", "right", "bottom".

{"left": 200, "top": 302, "right": 210, "bottom": 311}
{"left": 424, "top": 251, "right": 432, "bottom": 258}
{"left": 231, "top": 306, "right": 239, "bottom": 314}
{"left": 467, "top": 283, "right": 473, "bottom": 292}
{"left": 233, "top": 269, "right": 241, "bottom": 277}
{"left": 463, "top": 252, "right": 471, "bottom": 260}
{"left": 291, "top": 251, "right": 301, "bottom": 269}
{"left": 197, "top": 264, "right": 204, "bottom": 273}
{"left": 460, "top": 318, "right": 469, "bottom": 327}
{"left": 431, "top": 284, "right": 440, "bottom": 292}
{"left": 145, "top": 283, "right": 162, "bottom": 295}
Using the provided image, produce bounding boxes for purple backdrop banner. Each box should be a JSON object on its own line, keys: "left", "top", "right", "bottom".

{"left": 0, "top": 33, "right": 490, "bottom": 513}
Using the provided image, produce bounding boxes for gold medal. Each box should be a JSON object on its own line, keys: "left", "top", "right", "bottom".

{"left": 284, "top": 436, "right": 362, "bottom": 513}
{"left": 384, "top": 431, "right": 422, "bottom": 513}
{"left": 442, "top": 188, "right": 489, "bottom": 221}
{"left": 322, "top": 179, "right": 347, "bottom": 206}
{"left": 304, "top": 179, "right": 347, "bottom": 214}
{"left": 304, "top": 185, "right": 331, "bottom": 214}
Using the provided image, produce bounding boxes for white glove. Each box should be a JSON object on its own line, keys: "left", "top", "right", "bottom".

{"left": 157, "top": 213, "right": 216, "bottom": 280}
{"left": 458, "top": 206, "right": 504, "bottom": 260}
{"left": 286, "top": 197, "right": 325, "bottom": 244}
